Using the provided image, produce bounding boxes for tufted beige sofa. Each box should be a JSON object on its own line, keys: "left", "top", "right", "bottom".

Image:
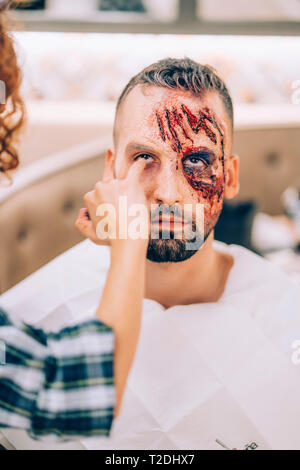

{"left": 233, "top": 126, "right": 300, "bottom": 216}
{"left": 0, "top": 138, "right": 111, "bottom": 294}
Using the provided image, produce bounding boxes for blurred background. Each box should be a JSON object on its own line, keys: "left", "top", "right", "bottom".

{"left": 0, "top": 0, "right": 300, "bottom": 292}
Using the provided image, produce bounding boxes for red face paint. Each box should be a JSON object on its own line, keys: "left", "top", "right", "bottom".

{"left": 155, "top": 102, "right": 226, "bottom": 223}
{"left": 182, "top": 150, "right": 223, "bottom": 199}
{"left": 156, "top": 103, "right": 225, "bottom": 233}
{"left": 181, "top": 104, "right": 217, "bottom": 145}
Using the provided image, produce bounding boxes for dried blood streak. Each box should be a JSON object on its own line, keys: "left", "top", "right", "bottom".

{"left": 155, "top": 104, "right": 226, "bottom": 203}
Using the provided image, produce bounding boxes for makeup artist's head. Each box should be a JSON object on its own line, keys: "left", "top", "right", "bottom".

{"left": 104, "top": 58, "right": 239, "bottom": 263}
{"left": 0, "top": 0, "right": 25, "bottom": 185}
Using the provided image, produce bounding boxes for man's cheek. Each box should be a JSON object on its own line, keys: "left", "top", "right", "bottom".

{"left": 182, "top": 174, "right": 224, "bottom": 238}
{"left": 184, "top": 172, "right": 225, "bottom": 213}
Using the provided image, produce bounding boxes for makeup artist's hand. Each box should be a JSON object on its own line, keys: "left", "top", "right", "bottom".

{"left": 75, "top": 158, "right": 149, "bottom": 248}
{"left": 75, "top": 207, "right": 107, "bottom": 246}
{"left": 75, "top": 158, "right": 149, "bottom": 418}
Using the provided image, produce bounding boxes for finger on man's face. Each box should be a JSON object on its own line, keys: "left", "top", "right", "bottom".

{"left": 83, "top": 190, "right": 96, "bottom": 214}
{"left": 102, "top": 171, "right": 114, "bottom": 183}
{"left": 126, "top": 158, "right": 148, "bottom": 183}
{"left": 77, "top": 207, "right": 90, "bottom": 219}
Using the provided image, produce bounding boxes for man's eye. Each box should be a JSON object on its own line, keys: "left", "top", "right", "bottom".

{"left": 183, "top": 156, "right": 208, "bottom": 169}
{"left": 133, "top": 153, "right": 153, "bottom": 162}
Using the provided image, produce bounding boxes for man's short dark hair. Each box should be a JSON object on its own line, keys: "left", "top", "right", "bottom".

{"left": 115, "top": 57, "right": 234, "bottom": 131}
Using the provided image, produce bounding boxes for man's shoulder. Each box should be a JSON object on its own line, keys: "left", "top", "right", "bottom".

{"left": 214, "top": 241, "right": 298, "bottom": 301}
{"left": 212, "top": 242, "right": 300, "bottom": 339}
{"left": 215, "top": 240, "right": 292, "bottom": 279}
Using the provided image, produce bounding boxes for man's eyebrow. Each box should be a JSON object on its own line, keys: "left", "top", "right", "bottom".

{"left": 125, "top": 142, "right": 157, "bottom": 155}
{"left": 181, "top": 146, "right": 216, "bottom": 158}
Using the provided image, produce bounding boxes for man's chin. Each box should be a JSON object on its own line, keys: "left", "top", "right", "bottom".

{"left": 146, "top": 238, "right": 203, "bottom": 263}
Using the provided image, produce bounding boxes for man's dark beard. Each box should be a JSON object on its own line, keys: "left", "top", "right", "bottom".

{"left": 146, "top": 203, "right": 213, "bottom": 263}
{"left": 147, "top": 222, "right": 212, "bottom": 263}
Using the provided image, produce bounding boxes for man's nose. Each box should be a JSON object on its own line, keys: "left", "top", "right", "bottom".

{"left": 152, "top": 161, "right": 182, "bottom": 206}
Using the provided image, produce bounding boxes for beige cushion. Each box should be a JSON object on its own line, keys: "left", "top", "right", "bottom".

{"left": 0, "top": 138, "right": 110, "bottom": 293}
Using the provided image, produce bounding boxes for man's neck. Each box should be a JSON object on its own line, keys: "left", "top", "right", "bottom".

{"left": 145, "top": 232, "right": 233, "bottom": 308}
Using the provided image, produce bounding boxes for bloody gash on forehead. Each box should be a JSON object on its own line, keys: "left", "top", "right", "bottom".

{"left": 155, "top": 103, "right": 226, "bottom": 215}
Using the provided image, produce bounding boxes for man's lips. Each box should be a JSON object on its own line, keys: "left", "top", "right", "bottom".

{"left": 151, "top": 217, "right": 186, "bottom": 229}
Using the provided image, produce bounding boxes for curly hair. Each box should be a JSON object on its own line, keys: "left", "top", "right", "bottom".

{"left": 0, "top": 0, "right": 26, "bottom": 177}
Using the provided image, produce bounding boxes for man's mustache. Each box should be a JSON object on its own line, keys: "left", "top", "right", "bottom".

{"left": 150, "top": 204, "right": 192, "bottom": 222}
{"left": 85, "top": 203, "right": 195, "bottom": 226}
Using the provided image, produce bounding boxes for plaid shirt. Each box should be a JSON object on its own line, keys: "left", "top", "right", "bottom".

{"left": 0, "top": 307, "right": 115, "bottom": 442}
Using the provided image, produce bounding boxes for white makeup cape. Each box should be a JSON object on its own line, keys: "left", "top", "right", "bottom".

{"left": 1, "top": 240, "right": 300, "bottom": 450}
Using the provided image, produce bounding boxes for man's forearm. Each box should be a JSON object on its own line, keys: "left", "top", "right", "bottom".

{"left": 96, "top": 240, "right": 147, "bottom": 417}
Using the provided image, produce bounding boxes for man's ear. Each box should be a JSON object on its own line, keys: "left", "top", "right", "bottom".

{"left": 103, "top": 148, "right": 115, "bottom": 181}
{"left": 224, "top": 154, "right": 240, "bottom": 199}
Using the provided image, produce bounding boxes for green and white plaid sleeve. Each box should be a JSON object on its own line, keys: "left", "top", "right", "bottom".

{"left": 0, "top": 306, "right": 115, "bottom": 442}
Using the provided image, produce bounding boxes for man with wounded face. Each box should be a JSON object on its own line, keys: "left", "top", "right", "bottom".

{"left": 96, "top": 58, "right": 238, "bottom": 275}
{"left": 4, "top": 58, "right": 300, "bottom": 450}
{"left": 147, "top": 97, "right": 227, "bottom": 263}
